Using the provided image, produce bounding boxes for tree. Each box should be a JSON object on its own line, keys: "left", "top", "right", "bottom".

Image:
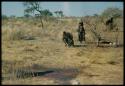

{"left": 101, "top": 7, "right": 123, "bottom": 31}
{"left": 58, "top": 11, "right": 64, "bottom": 18}
{"left": 41, "top": 9, "right": 53, "bottom": 21}
{"left": 10, "top": 15, "right": 16, "bottom": 19}
{"left": 93, "top": 14, "right": 98, "bottom": 17}
{"left": 54, "top": 10, "right": 64, "bottom": 18}
{"left": 24, "top": 13, "right": 31, "bottom": 18}
{"left": 101, "top": 7, "right": 123, "bottom": 18}
{"left": 54, "top": 11, "right": 59, "bottom": 17}
{"left": 42, "top": 9, "right": 53, "bottom": 16}
{"left": 23, "top": 2, "right": 44, "bottom": 28}
{"left": 2, "top": 14, "right": 8, "bottom": 20}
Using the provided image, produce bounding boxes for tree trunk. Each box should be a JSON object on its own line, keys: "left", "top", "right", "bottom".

{"left": 115, "top": 30, "right": 119, "bottom": 47}
{"left": 40, "top": 16, "right": 44, "bottom": 28}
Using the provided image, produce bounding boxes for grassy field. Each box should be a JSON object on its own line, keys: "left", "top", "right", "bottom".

{"left": 2, "top": 17, "right": 123, "bottom": 85}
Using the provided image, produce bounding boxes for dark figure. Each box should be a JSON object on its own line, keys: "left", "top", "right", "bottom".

{"left": 77, "top": 21, "right": 85, "bottom": 43}
{"left": 105, "top": 17, "right": 113, "bottom": 31}
{"left": 62, "top": 31, "right": 74, "bottom": 47}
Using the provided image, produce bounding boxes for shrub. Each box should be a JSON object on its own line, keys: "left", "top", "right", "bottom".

{"left": 101, "top": 7, "right": 123, "bottom": 18}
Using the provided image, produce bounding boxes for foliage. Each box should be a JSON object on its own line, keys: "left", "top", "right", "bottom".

{"left": 23, "top": 2, "right": 54, "bottom": 28}
{"left": 2, "top": 15, "right": 8, "bottom": 20}
{"left": 101, "top": 7, "right": 123, "bottom": 18}
{"left": 23, "top": 2, "right": 44, "bottom": 28}
{"left": 54, "top": 11, "right": 64, "bottom": 18}
{"left": 24, "top": 13, "right": 32, "bottom": 18}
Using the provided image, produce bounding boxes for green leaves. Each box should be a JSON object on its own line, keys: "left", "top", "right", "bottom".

{"left": 23, "top": 2, "right": 53, "bottom": 17}
{"left": 41, "top": 9, "right": 53, "bottom": 17}
{"left": 23, "top": 2, "right": 41, "bottom": 14}
{"left": 24, "top": 7, "right": 34, "bottom": 14}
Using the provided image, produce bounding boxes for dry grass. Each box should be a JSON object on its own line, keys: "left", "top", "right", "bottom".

{"left": 2, "top": 17, "right": 123, "bottom": 85}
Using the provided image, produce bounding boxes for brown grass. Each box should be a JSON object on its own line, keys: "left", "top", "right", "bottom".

{"left": 2, "top": 17, "right": 123, "bottom": 85}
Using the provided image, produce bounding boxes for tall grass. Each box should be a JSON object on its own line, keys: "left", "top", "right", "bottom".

{"left": 2, "top": 17, "right": 123, "bottom": 43}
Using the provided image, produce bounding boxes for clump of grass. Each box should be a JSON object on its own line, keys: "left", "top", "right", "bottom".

{"left": 2, "top": 27, "right": 36, "bottom": 41}
{"left": 23, "top": 47, "right": 35, "bottom": 52}
{"left": 107, "top": 61, "right": 117, "bottom": 65}
{"left": 76, "top": 51, "right": 83, "bottom": 57}
{"left": 11, "top": 29, "right": 26, "bottom": 40}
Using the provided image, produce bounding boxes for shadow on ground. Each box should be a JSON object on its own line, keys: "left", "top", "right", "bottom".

{"left": 73, "top": 44, "right": 87, "bottom": 47}
{"left": 2, "top": 60, "right": 79, "bottom": 84}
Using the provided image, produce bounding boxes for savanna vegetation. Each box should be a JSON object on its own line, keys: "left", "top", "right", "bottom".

{"left": 2, "top": 3, "right": 123, "bottom": 85}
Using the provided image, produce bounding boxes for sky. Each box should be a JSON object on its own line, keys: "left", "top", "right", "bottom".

{"left": 2, "top": 2, "right": 123, "bottom": 17}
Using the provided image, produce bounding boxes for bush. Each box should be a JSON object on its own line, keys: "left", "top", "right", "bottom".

{"left": 2, "top": 27, "right": 35, "bottom": 41}
{"left": 101, "top": 7, "right": 123, "bottom": 18}
{"left": 2, "top": 15, "right": 8, "bottom": 20}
